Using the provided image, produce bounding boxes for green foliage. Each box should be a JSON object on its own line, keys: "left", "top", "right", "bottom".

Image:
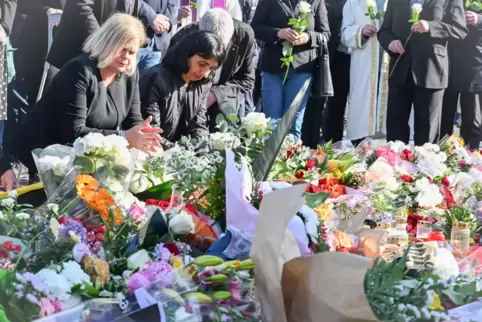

{"left": 303, "top": 192, "right": 331, "bottom": 209}
{"left": 466, "top": 0, "right": 482, "bottom": 11}
{"left": 134, "top": 180, "right": 175, "bottom": 201}
{"left": 251, "top": 79, "right": 310, "bottom": 182}
{"left": 71, "top": 282, "right": 101, "bottom": 299}
{"left": 443, "top": 205, "right": 478, "bottom": 239}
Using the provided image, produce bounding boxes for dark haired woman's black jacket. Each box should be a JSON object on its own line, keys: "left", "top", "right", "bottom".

{"left": 251, "top": 0, "right": 330, "bottom": 75}
{"left": 140, "top": 63, "right": 210, "bottom": 144}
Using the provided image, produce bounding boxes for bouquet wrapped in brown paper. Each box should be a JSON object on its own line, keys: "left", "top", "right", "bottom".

{"left": 250, "top": 184, "right": 377, "bottom": 322}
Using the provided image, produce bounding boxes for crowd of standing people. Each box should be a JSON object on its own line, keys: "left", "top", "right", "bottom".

{"left": 0, "top": 0, "right": 478, "bottom": 191}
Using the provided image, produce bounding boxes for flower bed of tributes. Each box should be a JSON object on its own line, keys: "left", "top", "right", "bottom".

{"left": 4, "top": 108, "right": 482, "bottom": 321}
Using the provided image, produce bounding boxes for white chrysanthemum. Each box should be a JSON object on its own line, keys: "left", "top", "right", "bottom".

{"left": 15, "top": 212, "right": 30, "bottom": 220}
{"left": 298, "top": 1, "right": 312, "bottom": 13}
{"left": 60, "top": 261, "right": 91, "bottom": 287}
{"left": 36, "top": 268, "right": 71, "bottom": 301}
{"left": 414, "top": 177, "right": 444, "bottom": 208}
{"left": 412, "top": 2, "right": 422, "bottom": 14}
{"left": 241, "top": 112, "right": 270, "bottom": 136}
{"left": 1, "top": 197, "right": 15, "bottom": 207}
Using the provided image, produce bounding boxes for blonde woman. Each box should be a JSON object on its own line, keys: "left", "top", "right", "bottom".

{"left": 14, "top": 13, "right": 162, "bottom": 181}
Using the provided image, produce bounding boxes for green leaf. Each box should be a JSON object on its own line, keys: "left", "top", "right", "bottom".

{"left": 251, "top": 78, "right": 311, "bottom": 182}
{"left": 0, "top": 305, "right": 11, "bottom": 322}
{"left": 135, "top": 180, "right": 175, "bottom": 200}
{"left": 71, "top": 281, "right": 100, "bottom": 299}
{"left": 303, "top": 192, "right": 331, "bottom": 208}
{"left": 111, "top": 165, "right": 130, "bottom": 181}
{"left": 73, "top": 155, "right": 95, "bottom": 173}
{"left": 442, "top": 289, "right": 466, "bottom": 306}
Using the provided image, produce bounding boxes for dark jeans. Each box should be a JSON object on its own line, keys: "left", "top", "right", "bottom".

{"left": 324, "top": 50, "right": 350, "bottom": 143}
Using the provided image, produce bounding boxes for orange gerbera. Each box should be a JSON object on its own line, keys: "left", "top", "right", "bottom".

{"left": 76, "top": 175, "right": 100, "bottom": 202}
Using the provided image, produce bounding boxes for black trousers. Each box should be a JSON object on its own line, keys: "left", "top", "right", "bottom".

{"left": 301, "top": 96, "right": 327, "bottom": 148}
{"left": 323, "top": 50, "right": 350, "bottom": 143}
{"left": 386, "top": 77, "right": 444, "bottom": 145}
{"left": 442, "top": 90, "right": 482, "bottom": 148}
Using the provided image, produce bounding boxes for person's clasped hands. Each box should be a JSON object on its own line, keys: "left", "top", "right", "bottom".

{"left": 125, "top": 116, "right": 163, "bottom": 154}
{"left": 466, "top": 11, "right": 479, "bottom": 26}
{"left": 151, "top": 14, "right": 170, "bottom": 34}
{"left": 277, "top": 28, "right": 309, "bottom": 46}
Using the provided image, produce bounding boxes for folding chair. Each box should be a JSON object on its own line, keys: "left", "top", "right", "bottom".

{"left": 36, "top": 9, "right": 62, "bottom": 103}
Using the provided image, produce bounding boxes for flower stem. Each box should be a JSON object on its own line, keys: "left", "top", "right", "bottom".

{"left": 282, "top": 46, "right": 293, "bottom": 85}
{"left": 388, "top": 30, "right": 413, "bottom": 78}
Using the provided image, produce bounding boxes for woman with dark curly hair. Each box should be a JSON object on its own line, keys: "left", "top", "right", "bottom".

{"left": 140, "top": 30, "right": 226, "bottom": 145}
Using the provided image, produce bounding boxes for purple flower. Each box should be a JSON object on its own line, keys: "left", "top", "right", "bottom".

{"left": 126, "top": 272, "right": 151, "bottom": 293}
{"left": 59, "top": 219, "right": 87, "bottom": 243}
{"left": 228, "top": 279, "right": 242, "bottom": 302}
{"left": 153, "top": 243, "right": 171, "bottom": 262}
{"left": 25, "top": 293, "right": 39, "bottom": 305}
{"left": 73, "top": 243, "right": 92, "bottom": 263}
{"left": 141, "top": 261, "right": 174, "bottom": 287}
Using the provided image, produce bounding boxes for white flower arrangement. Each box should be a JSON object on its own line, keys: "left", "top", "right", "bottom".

{"left": 241, "top": 112, "right": 270, "bottom": 137}
{"left": 168, "top": 211, "right": 195, "bottom": 235}
{"left": 412, "top": 177, "right": 444, "bottom": 208}
{"left": 298, "top": 0, "right": 311, "bottom": 14}
{"left": 60, "top": 261, "right": 91, "bottom": 287}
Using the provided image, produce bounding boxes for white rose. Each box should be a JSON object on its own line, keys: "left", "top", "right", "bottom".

{"left": 169, "top": 211, "right": 195, "bottom": 235}
{"left": 298, "top": 1, "right": 311, "bottom": 13}
{"left": 47, "top": 203, "right": 59, "bottom": 213}
{"left": 366, "top": 0, "right": 376, "bottom": 8}
{"left": 15, "top": 212, "right": 30, "bottom": 220}
{"left": 127, "top": 249, "right": 151, "bottom": 270}
{"left": 8, "top": 190, "right": 18, "bottom": 199}
{"left": 211, "top": 132, "right": 230, "bottom": 151}
{"left": 241, "top": 112, "right": 270, "bottom": 136}
{"left": 411, "top": 3, "right": 422, "bottom": 14}
{"left": 1, "top": 197, "right": 15, "bottom": 207}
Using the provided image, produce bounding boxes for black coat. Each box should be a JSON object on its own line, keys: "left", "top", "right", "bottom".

{"left": 325, "top": 0, "right": 345, "bottom": 59}
{"left": 448, "top": 13, "right": 482, "bottom": 92}
{"left": 1, "top": 0, "right": 17, "bottom": 36}
{"left": 170, "top": 19, "right": 256, "bottom": 113}
{"left": 16, "top": 0, "right": 65, "bottom": 103}
{"left": 14, "top": 54, "right": 143, "bottom": 170}
{"left": 251, "top": 0, "right": 330, "bottom": 75}
{"left": 378, "top": 0, "right": 468, "bottom": 89}
{"left": 46, "top": 0, "right": 157, "bottom": 69}
{"left": 139, "top": 53, "right": 210, "bottom": 143}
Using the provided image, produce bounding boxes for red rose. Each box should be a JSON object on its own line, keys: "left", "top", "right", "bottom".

{"left": 184, "top": 203, "right": 198, "bottom": 216}
{"left": 2, "top": 241, "right": 13, "bottom": 251}
{"left": 164, "top": 242, "right": 180, "bottom": 255}
{"left": 459, "top": 160, "right": 468, "bottom": 168}
{"left": 58, "top": 216, "right": 68, "bottom": 224}
{"left": 11, "top": 245, "right": 21, "bottom": 253}
{"left": 158, "top": 200, "right": 170, "bottom": 211}
{"left": 0, "top": 250, "right": 7, "bottom": 258}
{"left": 287, "top": 147, "right": 296, "bottom": 159}
{"left": 400, "top": 174, "right": 414, "bottom": 183}
{"left": 145, "top": 199, "right": 160, "bottom": 206}
{"left": 400, "top": 148, "right": 416, "bottom": 162}
{"left": 295, "top": 171, "right": 304, "bottom": 179}
{"left": 305, "top": 159, "right": 316, "bottom": 171}
{"left": 441, "top": 176, "right": 450, "bottom": 187}
{"left": 306, "top": 184, "right": 320, "bottom": 193}
{"left": 376, "top": 148, "right": 397, "bottom": 165}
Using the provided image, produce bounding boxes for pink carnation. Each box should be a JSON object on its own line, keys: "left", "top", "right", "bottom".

{"left": 126, "top": 272, "right": 151, "bottom": 293}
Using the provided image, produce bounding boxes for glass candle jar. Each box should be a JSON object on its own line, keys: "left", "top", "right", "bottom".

{"left": 394, "top": 216, "right": 407, "bottom": 231}
{"left": 451, "top": 222, "right": 470, "bottom": 252}
{"left": 387, "top": 236, "right": 409, "bottom": 248}
{"left": 417, "top": 220, "right": 432, "bottom": 239}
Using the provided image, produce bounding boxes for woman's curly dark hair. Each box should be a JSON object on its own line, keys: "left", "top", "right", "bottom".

{"left": 162, "top": 30, "right": 226, "bottom": 84}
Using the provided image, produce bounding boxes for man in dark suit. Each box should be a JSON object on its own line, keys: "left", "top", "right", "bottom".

{"left": 440, "top": 10, "right": 482, "bottom": 148}
{"left": 137, "top": 0, "right": 177, "bottom": 74}
{"left": 45, "top": 0, "right": 165, "bottom": 79}
{"left": 378, "top": 0, "right": 467, "bottom": 145}
{"left": 323, "top": 0, "right": 349, "bottom": 143}
{"left": 170, "top": 8, "right": 256, "bottom": 131}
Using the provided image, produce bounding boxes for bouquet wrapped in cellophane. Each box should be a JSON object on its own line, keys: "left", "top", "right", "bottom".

{"left": 251, "top": 185, "right": 482, "bottom": 322}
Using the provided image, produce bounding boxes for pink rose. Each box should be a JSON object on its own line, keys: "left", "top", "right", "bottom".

{"left": 39, "top": 298, "right": 55, "bottom": 318}
{"left": 126, "top": 272, "right": 151, "bottom": 293}
{"left": 51, "top": 300, "right": 64, "bottom": 312}
{"left": 129, "top": 204, "right": 146, "bottom": 223}
{"left": 376, "top": 147, "right": 397, "bottom": 166}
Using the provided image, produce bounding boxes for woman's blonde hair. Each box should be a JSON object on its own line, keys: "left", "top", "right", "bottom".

{"left": 83, "top": 13, "right": 146, "bottom": 76}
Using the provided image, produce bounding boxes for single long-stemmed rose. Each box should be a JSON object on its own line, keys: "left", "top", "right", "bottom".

{"left": 280, "top": 1, "right": 311, "bottom": 84}
{"left": 389, "top": 3, "right": 422, "bottom": 78}
{"left": 365, "top": 0, "right": 383, "bottom": 23}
